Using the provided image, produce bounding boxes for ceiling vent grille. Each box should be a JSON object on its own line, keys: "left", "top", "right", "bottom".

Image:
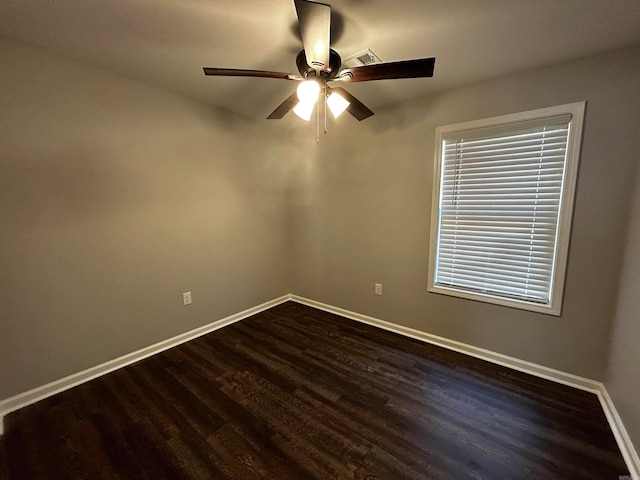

{"left": 342, "top": 49, "right": 381, "bottom": 68}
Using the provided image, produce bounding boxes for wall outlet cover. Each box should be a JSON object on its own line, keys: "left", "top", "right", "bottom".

{"left": 182, "top": 292, "right": 192, "bottom": 305}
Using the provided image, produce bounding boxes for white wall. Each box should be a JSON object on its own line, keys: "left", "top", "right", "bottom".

{"left": 0, "top": 38, "right": 293, "bottom": 400}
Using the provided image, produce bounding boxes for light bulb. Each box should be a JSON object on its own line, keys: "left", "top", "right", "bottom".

{"left": 293, "top": 100, "right": 315, "bottom": 121}
{"left": 327, "top": 92, "right": 350, "bottom": 118}
{"left": 296, "top": 80, "right": 320, "bottom": 104}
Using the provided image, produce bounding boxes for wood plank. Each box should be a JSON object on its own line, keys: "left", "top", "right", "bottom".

{"left": 1, "top": 301, "right": 629, "bottom": 479}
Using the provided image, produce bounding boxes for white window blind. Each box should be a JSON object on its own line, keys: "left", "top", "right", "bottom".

{"left": 429, "top": 103, "right": 585, "bottom": 314}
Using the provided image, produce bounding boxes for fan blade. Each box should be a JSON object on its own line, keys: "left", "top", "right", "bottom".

{"left": 203, "top": 67, "right": 302, "bottom": 81}
{"left": 335, "top": 57, "right": 435, "bottom": 83}
{"left": 328, "top": 86, "right": 374, "bottom": 121}
{"left": 267, "top": 92, "right": 299, "bottom": 119}
{"left": 294, "top": 0, "right": 331, "bottom": 73}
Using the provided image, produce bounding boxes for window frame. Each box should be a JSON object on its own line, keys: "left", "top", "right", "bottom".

{"left": 428, "top": 102, "right": 585, "bottom": 316}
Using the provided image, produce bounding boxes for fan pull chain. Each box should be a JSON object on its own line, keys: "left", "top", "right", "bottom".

{"left": 316, "top": 91, "right": 320, "bottom": 144}
{"left": 324, "top": 84, "right": 328, "bottom": 136}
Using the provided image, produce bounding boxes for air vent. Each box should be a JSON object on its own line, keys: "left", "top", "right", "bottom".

{"left": 342, "top": 49, "right": 381, "bottom": 68}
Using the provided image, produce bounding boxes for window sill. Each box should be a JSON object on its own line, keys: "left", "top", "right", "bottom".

{"left": 427, "top": 283, "right": 562, "bottom": 316}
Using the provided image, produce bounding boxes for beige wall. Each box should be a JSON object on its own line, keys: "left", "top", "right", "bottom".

{"left": 291, "top": 44, "right": 640, "bottom": 380}
{"left": 0, "top": 38, "right": 293, "bottom": 400}
{"left": 606, "top": 159, "right": 640, "bottom": 448}
{"left": 2, "top": 33, "right": 639, "bottom": 448}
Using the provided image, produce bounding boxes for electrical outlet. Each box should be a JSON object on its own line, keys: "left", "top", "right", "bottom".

{"left": 374, "top": 283, "right": 383, "bottom": 296}
{"left": 182, "top": 292, "right": 192, "bottom": 306}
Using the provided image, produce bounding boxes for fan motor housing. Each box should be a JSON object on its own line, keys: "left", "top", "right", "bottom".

{"left": 296, "top": 49, "right": 342, "bottom": 80}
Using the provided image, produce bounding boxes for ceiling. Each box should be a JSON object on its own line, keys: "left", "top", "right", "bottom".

{"left": 2, "top": 0, "right": 640, "bottom": 120}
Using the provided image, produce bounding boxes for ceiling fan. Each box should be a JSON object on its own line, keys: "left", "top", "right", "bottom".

{"left": 202, "top": 0, "right": 435, "bottom": 122}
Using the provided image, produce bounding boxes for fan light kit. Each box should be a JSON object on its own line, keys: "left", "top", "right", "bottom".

{"left": 203, "top": 0, "right": 436, "bottom": 139}
{"left": 297, "top": 80, "right": 320, "bottom": 104}
{"left": 292, "top": 80, "right": 349, "bottom": 121}
{"left": 326, "top": 91, "right": 350, "bottom": 118}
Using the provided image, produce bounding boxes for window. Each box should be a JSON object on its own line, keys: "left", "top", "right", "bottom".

{"left": 428, "top": 102, "right": 585, "bottom": 315}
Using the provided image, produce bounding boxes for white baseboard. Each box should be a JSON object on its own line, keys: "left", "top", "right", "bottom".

{"left": 290, "top": 294, "right": 639, "bottom": 478}
{"left": 290, "top": 295, "right": 601, "bottom": 392}
{"left": 1, "top": 293, "right": 637, "bottom": 477}
{"left": 0, "top": 294, "right": 291, "bottom": 432}
{"left": 599, "top": 387, "right": 640, "bottom": 479}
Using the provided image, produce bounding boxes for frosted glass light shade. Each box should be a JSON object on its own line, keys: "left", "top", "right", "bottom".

{"left": 327, "top": 92, "right": 350, "bottom": 118}
{"left": 293, "top": 101, "right": 315, "bottom": 121}
{"left": 296, "top": 80, "right": 320, "bottom": 104}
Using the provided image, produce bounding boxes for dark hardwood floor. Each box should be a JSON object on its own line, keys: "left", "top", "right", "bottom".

{"left": 1, "top": 301, "right": 629, "bottom": 479}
